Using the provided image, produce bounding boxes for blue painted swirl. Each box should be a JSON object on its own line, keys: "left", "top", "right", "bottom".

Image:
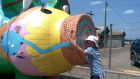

{"left": 77, "top": 20, "right": 94, "bottom": 49}
{"left": 1, "top": 32, "right": 72, "bottom": 56}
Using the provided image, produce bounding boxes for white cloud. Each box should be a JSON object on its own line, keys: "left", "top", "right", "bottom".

{"left": 123, "top": 10, "right": 135, "bottom": 14}
{"left": 90, "top": 1, "right": 103, "bottom": 5}
{"left": 102, "top": 8, "right": 111, "bottom": 11}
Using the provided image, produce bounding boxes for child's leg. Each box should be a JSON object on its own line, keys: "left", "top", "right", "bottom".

{"left": 90, "top": 75, "right": 100, "bottom": 79}
{"left": 99, "top": 72, "right": 106, "bottom": 79}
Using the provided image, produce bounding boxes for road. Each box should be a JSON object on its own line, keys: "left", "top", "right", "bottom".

{"left": 100, "top": 45, "right": 140, "bottom": 72}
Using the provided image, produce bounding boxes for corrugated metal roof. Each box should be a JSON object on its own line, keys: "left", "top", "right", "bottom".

{"left": 108, "top": 31, "right": 126, "bottom": 36}
{"left": 96, "top": 26, "right": 105, "bottom": 34}
{"left": 96, "top": 26, "right": 110, "bottom": 35}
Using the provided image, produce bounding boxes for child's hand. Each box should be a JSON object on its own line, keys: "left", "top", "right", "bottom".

{"left": 69, "top": 37, "right": 77, "bottom": 46}
{"left": 95, "top": 33, "right": 99, "bottom": 41}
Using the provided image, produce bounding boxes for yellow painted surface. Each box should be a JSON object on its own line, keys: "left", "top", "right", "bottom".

{"left": 24, "top": 7, "right": 73, "bottom": 76}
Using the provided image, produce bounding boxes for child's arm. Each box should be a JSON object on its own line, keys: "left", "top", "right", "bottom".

{"left": 95, "top": 33, "right": 100, "bottom": 43}
{"left": 69, "top": 38, "right": 88, "bottom": 55}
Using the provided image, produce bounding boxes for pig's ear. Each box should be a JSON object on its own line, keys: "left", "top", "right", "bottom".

{"left": 23, "top": 0, "right": 32, "bottom": 11}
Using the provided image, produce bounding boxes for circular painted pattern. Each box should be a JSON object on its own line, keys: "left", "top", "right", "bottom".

{"left": 61, "top": 14, "right": 96, "bottom": 65}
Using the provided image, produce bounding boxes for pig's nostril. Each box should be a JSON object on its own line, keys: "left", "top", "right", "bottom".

{"left": 71, "top": 30, "right": 74, "bottom": 34}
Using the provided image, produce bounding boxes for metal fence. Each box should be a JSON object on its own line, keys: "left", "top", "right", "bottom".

{"left": 81, "top": 44, "right": 140, "bottom": 74}
{"left": 99, "top": 45, "right": 140, "bottom": 73}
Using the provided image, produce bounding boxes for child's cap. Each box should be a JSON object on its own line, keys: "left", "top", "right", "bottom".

{"left": 86, "top": 35, "right": 99, "bottom": 47}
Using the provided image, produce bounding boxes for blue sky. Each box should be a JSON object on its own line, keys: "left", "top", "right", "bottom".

{"left": 1, "top": 0, "right": 140, "bottom": 40}
{"left": 71, "top": 0, "right": 140, "bottom": 40}
{"left": 43, "top": 0, "right": 140, "bottom": 40}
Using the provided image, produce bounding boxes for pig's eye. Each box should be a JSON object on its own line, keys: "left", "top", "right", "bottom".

{"left": 41, "top": 8, "right": 52, "bottom": 14}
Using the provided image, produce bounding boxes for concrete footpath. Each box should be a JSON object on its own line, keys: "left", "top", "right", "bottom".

{"left": 60, "top": 66, "right": 140, "bottom": 79}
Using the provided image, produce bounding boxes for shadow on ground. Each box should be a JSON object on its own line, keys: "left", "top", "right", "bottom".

{"left": 60, "top": 75, "right": 82, "bottom": 79}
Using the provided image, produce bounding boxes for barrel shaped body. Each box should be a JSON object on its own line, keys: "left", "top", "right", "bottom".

{"left": 0, "top": 6, "right": 96, "bottom": 76}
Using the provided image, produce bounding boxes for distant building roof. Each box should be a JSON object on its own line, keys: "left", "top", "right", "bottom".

{"left": 96, "top": 26, "right": 104, "bottom": 34}
{"left": 108, "top": 31, "right": 126, "bottom": 36}
{"left": 96, "top": 26, "right": 110, "bottom": 35}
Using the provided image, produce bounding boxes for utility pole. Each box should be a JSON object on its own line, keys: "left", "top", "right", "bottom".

{"left": 104, "top": 0, "right": 107, "bottom": 48}
{"left": 87, "top": 11, "right": 94, "bottom": 19}
{"left": 109, "top": 24, "right": 112, "bottom": 70}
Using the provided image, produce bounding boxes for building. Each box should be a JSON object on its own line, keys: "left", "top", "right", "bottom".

{"left": 96, "top": 26, "right": 126, "bottom": 48}
{"left": 108, "top": 31, "right": 126, "bottom": 48}
{"left": 96, "top": 26, "right": 110, "bottom": 48}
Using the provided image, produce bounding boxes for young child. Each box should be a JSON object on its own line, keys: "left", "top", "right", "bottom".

{"left": 70, "top": 34, "right": 105, "bottom": 79}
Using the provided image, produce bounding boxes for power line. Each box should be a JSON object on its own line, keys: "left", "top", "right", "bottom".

{"left": 108, "top": 4, "right": 140, "bottom": 26}
{"left": 129, "top": 14, "right": 140, "bottom": 20}
{"left": 108, "top": 4, "right": 134, "bottom": 26}
{"left": 107, "top": 4, "right": 140, "bottom": 40}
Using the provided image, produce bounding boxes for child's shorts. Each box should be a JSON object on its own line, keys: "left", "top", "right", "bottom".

{"left": 90, "top": 73, "right": 106, "bottom": 79}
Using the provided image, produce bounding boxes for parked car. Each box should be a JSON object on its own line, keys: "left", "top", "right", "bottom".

{"left": 124, "top": 41, "right": 131, "bottom": 45}
{"left": 130, "top": 39, "right": 140, "bottom": 66}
